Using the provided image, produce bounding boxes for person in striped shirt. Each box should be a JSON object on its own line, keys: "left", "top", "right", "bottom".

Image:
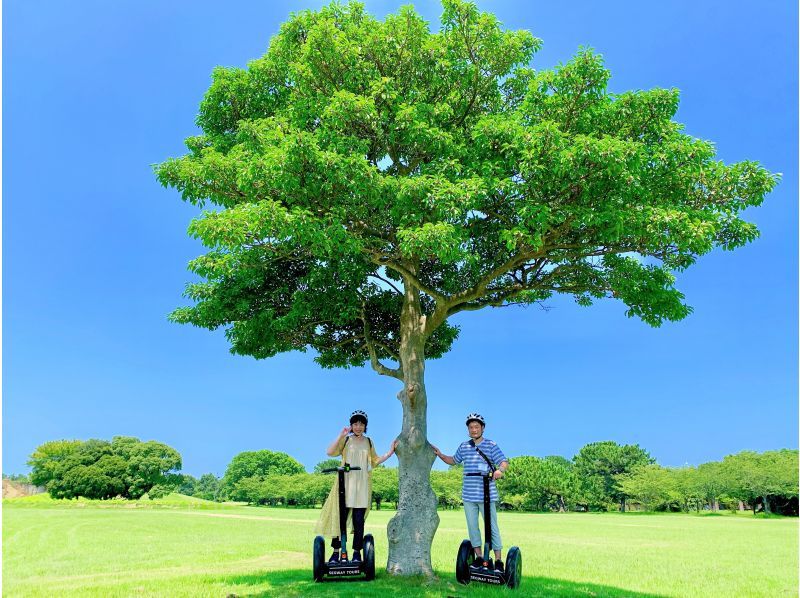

{"left": 432, "top": 412, "right": 509, "bottom": 572}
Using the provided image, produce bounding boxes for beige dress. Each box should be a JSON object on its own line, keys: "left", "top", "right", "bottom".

{"left": 314, "top": 435, "right": 380, "bottom": 537}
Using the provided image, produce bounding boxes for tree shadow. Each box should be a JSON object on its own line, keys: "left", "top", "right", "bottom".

{"left": 219, "top": 568, "right": 667, "bottom": 597}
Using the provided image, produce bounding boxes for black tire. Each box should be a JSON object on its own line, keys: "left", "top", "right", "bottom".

{"left": 456, "top": 539, "right": 474, "bottom": 585}
{"left": 363, "top": 533, "right": 376, "bottom": 581}
{"left": 313, "top": 535, "right": 326, "bottom": 582}
{"left": 505, "top": 546, "right": 522, "bottom": 589}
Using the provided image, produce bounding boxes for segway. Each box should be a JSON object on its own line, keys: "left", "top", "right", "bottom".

{"left": 455, "top": 466, "right": 522, "bottom": 588}
{"left": 313, "top": 463, "right": 375, "bottom": 582}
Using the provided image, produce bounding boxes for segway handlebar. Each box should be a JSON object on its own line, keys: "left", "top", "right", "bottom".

{"left": 321, "top": 465, "right": 362, "bottom": 474}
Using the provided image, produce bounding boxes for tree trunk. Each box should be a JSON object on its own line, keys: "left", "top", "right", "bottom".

{"left": 620, "top": 496, "right": 626, "bottom": 512}
{"left": 763, "top": 495, "right": 771, "bottom": 514}
{"left": 712, "top": 498, "right": 719, "bottom": 512}
{"left": 386, "top": 280, "right": 438, "bottom": 576}
{"left": 738, "top": 500, "right": 745, "bottom": 511}
{"left": 557, "top": 494, "right": 566, "bottom": 513}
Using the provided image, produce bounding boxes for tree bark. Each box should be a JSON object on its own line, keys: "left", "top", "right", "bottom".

{"left": 763, "top": 495, "right": 771, "bottom": 514}
{"left": 386, "top": 278, "right": 439, "bottom": 576}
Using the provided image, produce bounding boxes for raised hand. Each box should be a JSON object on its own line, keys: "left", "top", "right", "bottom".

{"left": 340, "top": 426, "right": 351, "bottom": 437}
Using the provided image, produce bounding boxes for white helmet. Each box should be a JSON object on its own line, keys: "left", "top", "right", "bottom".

{"left": 466, "top": 412, "right": 485, "bottom": 426}
{"left": 350, "top": 410, "right": 368, "bottom": 424}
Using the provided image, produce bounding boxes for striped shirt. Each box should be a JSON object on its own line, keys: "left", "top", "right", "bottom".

{"left": 452, "top": 438, "right": 507, "bottom": 502}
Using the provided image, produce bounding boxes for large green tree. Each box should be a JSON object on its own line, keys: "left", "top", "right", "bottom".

{"left": 156, "top": 0, "right": 776, "bottom": 574}
{"left": 221, "top": 449, "right": 305, "bottom": 498}
{"left": 573, "top": 441, "right": 654, "bottom": 511}
{"left": 29, "top": 437, "right": 182, "bottom": 500}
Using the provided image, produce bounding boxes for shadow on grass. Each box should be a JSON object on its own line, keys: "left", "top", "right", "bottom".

{"left": 220, "top": 568, "right": 667, "bottom": 597}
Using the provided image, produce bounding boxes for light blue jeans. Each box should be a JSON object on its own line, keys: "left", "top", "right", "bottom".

{"left": 464, "top": 500, "right": 502, "bottom": 550}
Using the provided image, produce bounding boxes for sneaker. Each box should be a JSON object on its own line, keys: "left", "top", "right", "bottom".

{"left": 352, "top": 550, "right": 362, "bottom": 562}
{"left": 328, "top": 551, "right": 340, "bottom": 563}
{"left": 495, "top": 559, "right": 504, "bottom": 573}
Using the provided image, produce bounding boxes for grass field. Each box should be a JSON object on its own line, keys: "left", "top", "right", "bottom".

{"left": 3, "top": 494, "right": 797, "bottom": 597}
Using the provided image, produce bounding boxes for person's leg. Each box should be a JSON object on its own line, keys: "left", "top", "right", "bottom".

{"left": 351, "top": 508, "right": 366, "bottom": 557}
{"left": 329, "top": 536, "right": 341, "bottom": 562}
{"left": 489, "top": 501, "right": 503, "bottom": 567}
{"left": 464, "top": 501, "right": 483, "bottom": 559}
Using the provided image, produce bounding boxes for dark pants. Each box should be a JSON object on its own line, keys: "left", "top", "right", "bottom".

{"left": 331, "top": 507, "right": 366, "bottom": 550}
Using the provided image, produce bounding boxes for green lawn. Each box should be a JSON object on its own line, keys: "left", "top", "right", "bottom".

{"left": 3, "top": 494, "right": 797, "bottom": 597}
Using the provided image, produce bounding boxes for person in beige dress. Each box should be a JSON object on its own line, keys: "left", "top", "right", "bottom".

{"left": 314, "top": 410, "right": 397, "bottom": 563}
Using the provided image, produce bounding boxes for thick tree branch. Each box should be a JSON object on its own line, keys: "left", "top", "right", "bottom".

{"left": 446, "top": 283, "right": 529, "bottom": 317}
{"left": 373, "top": 339, "right": 401, "bottom": 363}
{"left": 367, "top": 251, "right": 448, "bottom": 304}
{"left": 360, "top": 306, "right": 403, "bottom": 380}
{"left": 425, "top": 219, "right": 578, "bottom": 334}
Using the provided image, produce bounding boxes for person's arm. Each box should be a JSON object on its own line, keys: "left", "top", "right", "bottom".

{"left": 492, "top": 460, "right": 509, "bottom": 480}
{"left": 431, "top": 444, "right": 456, "bottom": 466}
{"left": 326, "top": 427, "right": 350, "bottom": 457}
{"left": 374, "top": 439, "right": 398, "bottom": 466}
{"left": 491, "top": 444, "right": 509, "bottom": 480}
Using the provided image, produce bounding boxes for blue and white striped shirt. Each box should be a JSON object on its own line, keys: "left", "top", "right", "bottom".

{"left": 452, "top": 438, "right": 507, "bottom": 502}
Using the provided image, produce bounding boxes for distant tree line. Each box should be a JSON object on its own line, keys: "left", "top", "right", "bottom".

{"left": 210, "top": 441, "right": 798, "bottom": 516}
{"left": 614, "top": 449, "right": 798, "bottom": 515}
{"left": 25, "top": 438, "right": 798, "bottom": 515}
{"left": 498, "top": 443, "right": 798, "bottom": 515}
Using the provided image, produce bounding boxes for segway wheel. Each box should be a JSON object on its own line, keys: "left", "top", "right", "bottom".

{"left": 456, "top": 539, "right": 474, "bottom": 585}
{"left": 313, "top": 535, "right": 326, "bottom": 582}
{"left": 505, "top": 546, "right": 522, "bottom": 589}
{"left": 363, "top": 533, "right": 376, "bottom": 581}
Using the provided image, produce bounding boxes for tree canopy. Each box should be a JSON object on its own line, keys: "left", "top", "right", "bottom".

{"left": 155, "top": 0, "right": 777, "bottom": 377}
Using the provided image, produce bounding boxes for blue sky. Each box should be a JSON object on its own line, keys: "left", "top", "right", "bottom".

{"left": 4, "top": 0, "right": 797, "bottom": 478}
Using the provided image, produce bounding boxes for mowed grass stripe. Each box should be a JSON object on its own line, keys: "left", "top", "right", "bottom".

{"left": 3, "top": 498, "right": 797, "bottom": 597}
